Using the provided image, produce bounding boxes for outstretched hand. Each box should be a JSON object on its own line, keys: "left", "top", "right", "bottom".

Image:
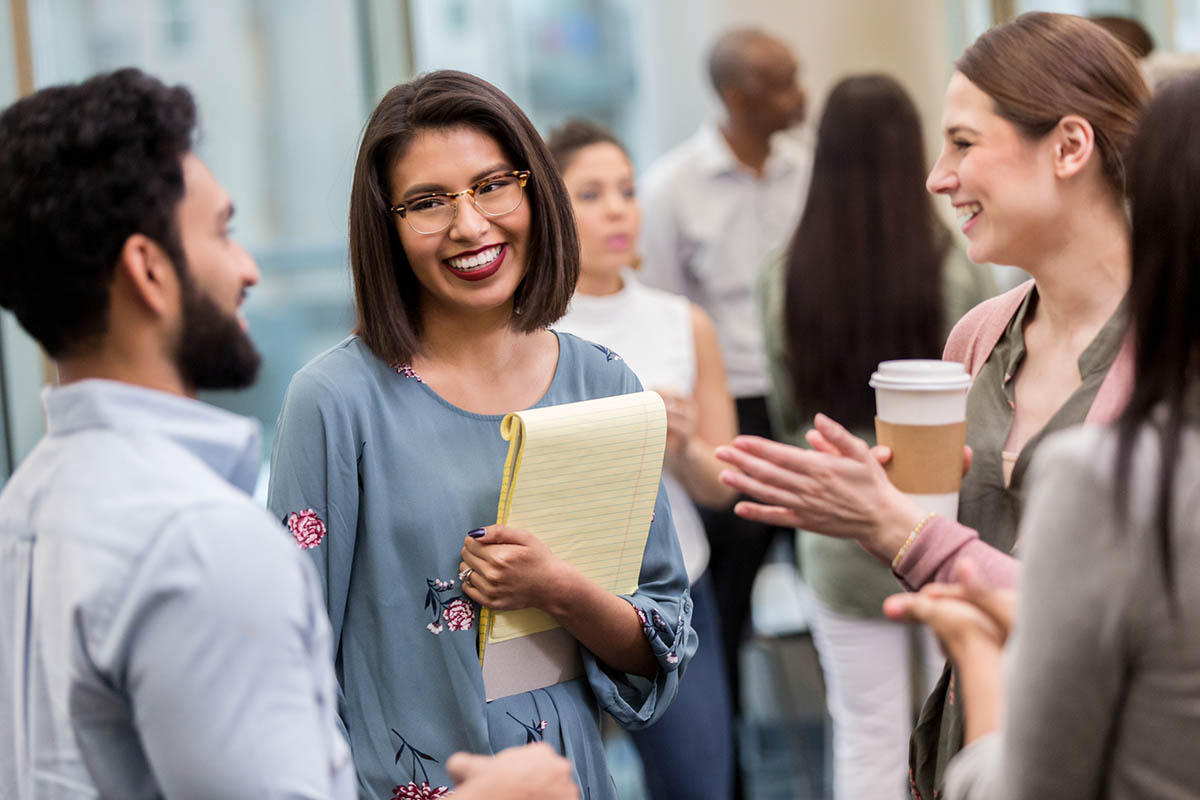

{"left": 882, "top": 559, "right": 1017, "bottom": 660}
{"left": 714, "top": 414, "right": 922, "bottom": 559}
{"left": 882, "top": 559, "right": 1015, "bottom": 743}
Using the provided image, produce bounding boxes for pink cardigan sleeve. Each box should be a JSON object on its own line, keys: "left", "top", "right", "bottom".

{"left": 892, "top": 515, "right": 1021, "bottom": 590}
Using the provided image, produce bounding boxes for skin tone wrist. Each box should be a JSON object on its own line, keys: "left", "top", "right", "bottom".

{"left": 460, "top": 529, "right": 658, "bottom": 680}
{"left": 866, "top": 488, "right": 929, "bottom": 564}
{"left": 545, "top": 566, "right": 658, "bottom": 679}
{"left": 952, "top": 636, "right": 1006, "bottom": 743}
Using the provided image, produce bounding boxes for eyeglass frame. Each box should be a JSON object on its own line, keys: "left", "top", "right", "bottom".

{"left": 388, "top": 169, "right": 532, "bottom": 234}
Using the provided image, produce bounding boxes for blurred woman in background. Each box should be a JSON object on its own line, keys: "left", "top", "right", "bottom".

{"left": 759, "top": 73, "right": 993, "bottom": 800}
{"left": 549, "top": 118, "right": 738, "bottom": 800}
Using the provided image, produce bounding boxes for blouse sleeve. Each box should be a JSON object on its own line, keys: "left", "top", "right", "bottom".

{"left": 581, "top": 369, "right": 697, "bottom": 730}
{"left": 267, "top": 367, "right": 361, "bottom": 741}
{"left": 943, "top": 431, "right": 1133, "bottom": 799}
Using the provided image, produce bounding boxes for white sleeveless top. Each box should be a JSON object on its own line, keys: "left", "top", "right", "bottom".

{"left": 555, "top": 269, "right": 710, "bottom": 583}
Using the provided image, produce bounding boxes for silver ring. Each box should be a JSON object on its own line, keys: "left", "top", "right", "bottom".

{"left": 458, "top": 567, "right": 473, "bottom": 584}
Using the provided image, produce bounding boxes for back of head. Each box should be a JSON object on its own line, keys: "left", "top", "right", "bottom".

{"left": 956, "top": 12, "right": 1148, "bottom": 197}
{"left": 782, "top": 74, "right": 945, "bottom": 429}
{"left": 349, "top": 69, "right": 578, "bottom": 364}
{"left": 708, "top": 28, "right": 773, "bottom": 95}
{"left": 545, "top": 118, "right": 627, "bottom": 174}
{"left": 1125, "top": 72, "right": 1200, "bottom": 416}
{"left": 1115, "top": 72, "right": 1200, "bottom": 603}
{"left": 0, "top": 69, "right": 195, "bottom": 358}
{"left": 1089, "top": 15, "right": 1154, "bottom": 59}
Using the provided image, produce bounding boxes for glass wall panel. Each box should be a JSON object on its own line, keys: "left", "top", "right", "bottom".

{"left": 1, "top": 0, "right": 51, "bottom": 483}
{"left": 409, "top": 0, "right": 643, "bottom": 162}
{"left": 22, "top": 0, "right": 382, "bottom": 475}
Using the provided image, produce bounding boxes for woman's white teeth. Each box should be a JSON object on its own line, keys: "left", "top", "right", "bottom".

{"left": 957, "top": 202, "right": 982, "bottom": 221}
{"left": 448, "top": 245, "right": 502, "bottom": 271}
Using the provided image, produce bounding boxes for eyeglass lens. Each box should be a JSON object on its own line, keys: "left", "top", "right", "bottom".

{"left": 406, "top": 175, "right": 524, "bottom": 234}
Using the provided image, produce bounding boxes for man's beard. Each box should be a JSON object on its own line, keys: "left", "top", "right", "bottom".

{"left": 175, "top": 277, "right": 262, "bottom": 391}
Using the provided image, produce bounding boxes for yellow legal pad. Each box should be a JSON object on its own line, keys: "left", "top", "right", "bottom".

{"left": 477, "top": 390, "right": 666, "bottom": 700}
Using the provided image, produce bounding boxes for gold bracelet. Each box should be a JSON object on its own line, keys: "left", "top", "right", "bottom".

{"left": 892, "top": 511, "right": 938, "bottom": 569}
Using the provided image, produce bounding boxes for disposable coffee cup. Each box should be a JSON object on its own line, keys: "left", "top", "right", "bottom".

{"left": 869, "top": 360, "right": 972, "bottom": 521}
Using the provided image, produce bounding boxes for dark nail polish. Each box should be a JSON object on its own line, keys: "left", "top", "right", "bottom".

{"left": 467, "top": 528, "right": 487, "bottom": 539}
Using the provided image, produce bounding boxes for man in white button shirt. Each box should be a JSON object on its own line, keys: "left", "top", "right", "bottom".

{"left": 0, "top": 68, "right": 575, "bottom": 800}
{"left": 638, "top": 27, "right": 812, "bottom": 726}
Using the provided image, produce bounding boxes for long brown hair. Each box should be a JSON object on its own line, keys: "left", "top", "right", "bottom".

{"left": 1115, "top": 73, "right": 1200, "bottom": 606}
{"left": 957, "top": 12, "right": 1148, "bottom": 197}
{"left": 782, "top": 74, "right": 945, "bottom": 429}
{"left": 348, "top": 70, "right": 579, "bottom": 365}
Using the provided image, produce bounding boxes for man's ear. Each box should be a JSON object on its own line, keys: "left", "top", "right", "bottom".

{"left": 1052, "top": 115, "right": 1096, "bottom": 180}
{"left": 115, "top": 233, "right": 178, "bottom": 316}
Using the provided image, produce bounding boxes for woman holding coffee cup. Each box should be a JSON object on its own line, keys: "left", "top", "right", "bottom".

{"left": 887, "top": 70, "right": 1200, "bottom": 799}
{"left": 718, "top": 12, "right": 1146, "bottom": 795}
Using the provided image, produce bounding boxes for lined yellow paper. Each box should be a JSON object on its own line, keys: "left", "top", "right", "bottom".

{"left": 478, "top": 391, "right": 666, "bottom": 659}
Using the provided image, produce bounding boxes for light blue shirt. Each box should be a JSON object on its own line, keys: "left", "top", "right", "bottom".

{"left": 0, "top": 380, "right": 355, "bottom": 799}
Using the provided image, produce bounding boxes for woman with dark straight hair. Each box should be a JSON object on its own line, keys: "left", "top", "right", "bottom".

{"left": 886, "top": 71, "right": 1200, "bottom": 799}
{"left": 718, "top": 13, "right": 1148, "bottom": 795}
{"left": 268, "top": 70, "right": 694, "bottom": 799}
{"left": 761, "top": 73, "right": 993, "bottom": 800}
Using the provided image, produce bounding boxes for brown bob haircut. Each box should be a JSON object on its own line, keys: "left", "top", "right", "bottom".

{"left": 348, "top": 69, "right": 579, "bottom": 364}
{"left": 957, "top": 12, "right": 1148, "bottom": 197}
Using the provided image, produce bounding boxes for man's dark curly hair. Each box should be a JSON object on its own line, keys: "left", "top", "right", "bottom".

{"left": 0, "top": 68, "right": 196, "bottom": 357}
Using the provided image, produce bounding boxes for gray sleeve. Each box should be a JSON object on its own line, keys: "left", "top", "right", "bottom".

{"left": 944, "top": 431, "right": 1130, "bottom": 800}
{"left": 119, "top": 507, "right": 354, "bottom": 799}
{"left": 268, "top": 368, "right": 361, "bottom": 742}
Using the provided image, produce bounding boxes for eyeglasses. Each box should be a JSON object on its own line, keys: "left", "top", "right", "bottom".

{"left": 389, "top": 170, "right": 531, "bottom": 235}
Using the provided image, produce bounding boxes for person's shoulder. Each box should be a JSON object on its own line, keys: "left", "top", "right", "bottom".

{"left": 160, "top": 495, "right": 312, "bottom": 599}
{"left": 770, "top": 131, "right": 814, "bottom": 171}
{"left": 555, "top": 330, "right": 643, "bottom": 395}
{"left": 640, "top": 127, "right": 711, "bottom": 194}
{"left": 285, "top": 335, "right": 390, "bottom": 412}
{"left": 944, "top": 279, "right": 1034, "bottom": 364}
{"left": 1034, "top": 424, "right": 1115, "bottom": 477}
{"left": 629, "top": 276, "right": 691, "bottom": 315}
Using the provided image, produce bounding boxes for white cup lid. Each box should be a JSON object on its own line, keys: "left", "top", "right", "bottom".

{"left": 869, "top": 359, "right": 971, "bottom": 391}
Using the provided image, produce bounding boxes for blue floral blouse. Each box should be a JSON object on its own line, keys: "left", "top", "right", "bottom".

{"left": 268, "top": 331, "right": 696, "bottom": 800}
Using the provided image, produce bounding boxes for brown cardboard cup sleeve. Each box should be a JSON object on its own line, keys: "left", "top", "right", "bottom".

{"left": 874, "top": 418, "right": 967, "bottom": 494}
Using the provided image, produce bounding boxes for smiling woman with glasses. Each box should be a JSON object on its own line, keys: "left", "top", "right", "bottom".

{"left": 266, "top": 70, "right": 695, "bottom": 800}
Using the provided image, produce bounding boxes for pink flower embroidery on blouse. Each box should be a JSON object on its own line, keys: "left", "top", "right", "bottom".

{"left": 287, "top": 509, "right": 327, "bottom": 550}
{"left": 394, "top": 363, "right": 425, "bottom": 383}
{"left": 442, "top": 598, "right": 474, "bottom": 631}
{"left": 392, "top": 781, "right": 449, "bottom": 799}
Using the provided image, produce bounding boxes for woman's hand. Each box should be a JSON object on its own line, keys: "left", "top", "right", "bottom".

{"left": 460, "top": 525, "right": 658, "bottom": 678}
{"left": 715, "top": 413, "right": 927, "bottom": 561}
{"left": 459, "top": 525, "right": 572, "bottom": 614}
{"left": 882, "top": 560, "right": 1016, "bottom": 743}
{"left": 657, "top": 388, "right": 698, "bottom": 457}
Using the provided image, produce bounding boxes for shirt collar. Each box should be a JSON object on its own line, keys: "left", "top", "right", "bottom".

{"left": 695, "top": 121, "right": 810, "bottom": 180}
{"left": 43, "top": 379, "right": 263, "bottom": 494}
{"left": 1000, "top": 287, "right": 1130, "bottom": 385}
